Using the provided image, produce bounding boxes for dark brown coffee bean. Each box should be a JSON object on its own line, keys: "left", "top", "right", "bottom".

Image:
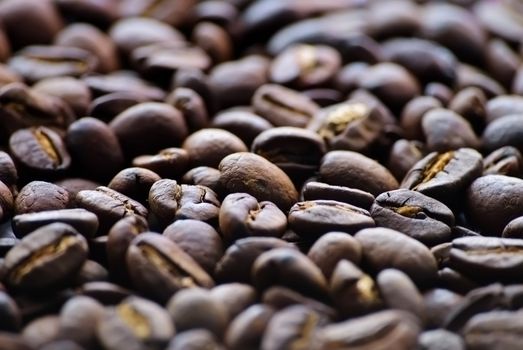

{"left": 371, "top": 189, "right": 455, "bottom": 246}
{"left": 110, "top": 102, "right": 188, "bottom": 159}
{"left": 74, "top": 259, "right": 108, "bottom": 285}
{"left": 181, "top": 166, "right": 223, "bottom": 195}
{"left": 422, "top": 108, "right": 480, "bottom": 152}
{"left": 57, "top": 296, "right": 103, "bottom": 349}
{"left": 252, "top": 248, "right": 328, "bottom": 298}
{"left": 15, "top": 181, "right": 69, "bottom": 215}
{"left": 97, "top": 296, "right": 174, "bottom": 350}
{"left": 0, "top": 152, "right": 17, "bottom": 191}
{"left": 210, "top": 283, "right": 257, "bottom": 322}
{"left": 464, "top": 310, "right": 523, "bottom": 350}
{"left": 215, "top": 237, "right": 295, "bottom": 283}
{"left": 172, "top": 68, "right": 214, "bottom": 113}
{"left": 367, "top": 0, "right": 421, "bottom": 39}
{"left": 457, "top": 64, "right": 505, "bottom": 98}
{"left": 261, "top": 305, "right": 323, "bottom": 350}
{"left": 132, "top": 147, "right": 189, "bottom": 179}
{"left": 0, "top": 291, "right": 21, "bottom": 332}
{"left": 316, "top": 310, "right": 421, "bottom": 349}
{"left": 183, "top": 128, "right": 248, "bottom": 168}
{"left": 466, "top": 175, "right": 523, "bottom": 235}
{"left": 22, "top": 315, "right": 60, "bottom": 348}
{"left": 486, "top": 95, "right": 523, "bottom": 123}
{"left": 0, "top": 0, "right": 63, "bottom": 50}
{"left": 78, "top": 281, "right": 132, "bottom": 306}
{"left": 167, "top": 329, "right": 222, "bottom": 350}
{"left": 449, "top": 236, "right": 523, "bottom": 282}
{"left": 400, "top": 96, "right": 442, "bottom": 141}
{"left": 8, "top": 46, "right": 97, "bottom": 84}
{"left": 355, "top": 227, "right": 438, "bottom": 287}
{"left": 387, "top": 139, "right": 426, "bottom": 181}
{"left": 289, "top": 200, "right": 375, "bottom": 238}
{"left": 448, "top": 87, "right": 487, "bottom": 135}
{"left": 75, "top": 187, "right": 148, "bottom": 233}
{"left": 108, "top": 167, "right": 161, "bottom": 204}
{"left": 106, "top": 215, "right": 148, "bottom": 285}
{"left": 148, "top": 179, "right": 220, "bottom": 227}
{"left": 54, "top": 0, "right": 118, "bottom": 28}
{"left": 225, "top": 304, "right": 274, "bottom": 350}
{"left": 87, "top": 92, "right": 148, "bottom": 123}
{"left": 302, "top": 181, "right": 375, "bottom": 210}
{"left": 307, "top": 232, "right": 362, "bottom": 279}
{"left": 482, "top": 115, "right": 523, "bottom": 155}
{"left": 270, "top": 44, "right": 341, "bottom": 89}
{"left": 167, "top": 287, "right": 228, "bottom": 337}
{"left": 483, "top": 146, "right": 523, "bottom": 177}
{"left": 423, "top": 288, "right": 463, "bottom": 329}
{"left": 502, "top": 216, "right": 523, "bottom": 239}
{"left": 3, "top": 223, "right": 88, "bottom": 291}
{"left": 401, "top": 148, "right": 483, "bottom": 206}
{"left": 84, "top": 72, "right": 166, "bottom": 101}
{"left": 163, "top": 219, "right": 223, "bottom": 276}
{"left": 0, "top": 182, "right": 14, "bottom": 223}
{"left": 66, "top": 117, "right": 124, "bottom": 182}
{"left": 377, "top": 268, "right": 425, "bottom": 322}
{"left": 9, "top": 127, "right": 71, "bottom": 179}
{"left": 32, "top": 77, "right": 92, "bottom": 118}
{"left": 54, "top": 178, "right": 99, "bottom": 201}
{"left": 262, "top": 286, "right": 336, "bottom": 320}
{"left": 319, "top": 150, "right": 399, "bottom": 196}
{"left": 119, "top": 0, "right": 196, "bottom": 27}
{"left": 54, "top": 23, "right": 119, "bottom": 74}
{"left": 219, "top": 193, "right": 287, "bottom": 242}
{"left": 419, "top": 329, "right": 465, "bottom": 350}
{"left": 13, "top": 209, "right": 98, "bottom": 239}
{"left": 219, "top": 152, "right": 299, "bottom": 211}
{"left": 210, "top": 55, "right": 269, "bottom": 109}
{"left": 127, "top": 233, "right": 214, "bottom": 302}
{"left": 166, "top": 87, "right": 209, "bottom": 132}
{"left": 335, "top": 62, "right": 369, "bottom": 94}
{"left": 252, "top": 84, "right": 319, "bottom": 128}
{"left": 211, "top": 109, "right": 273, "bottom": 147}
{"left": 193, "top": 0, "right": 238, "bottom": 27}
{"left": 192, "top": 21, "right": 233, "bottom": 64}
{"left": 330, "top": 260, "right": 382, "bottom": 317}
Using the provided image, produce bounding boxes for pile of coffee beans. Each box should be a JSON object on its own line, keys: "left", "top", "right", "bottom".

{"left": 1, "top": 0, "right": 523, "bottom": 349}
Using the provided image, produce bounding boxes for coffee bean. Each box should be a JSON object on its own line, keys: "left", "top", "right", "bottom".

{"left": 132, "top": 147, "right": 189, "bottom": 180}
{"left": 78, "top": 281, "right": 132, "bottom": 306}
{"left": 108, "top": 167, "right": 161, "bottom": 205}
{"left": 181, "top": 167, "right": 223, "bottom": 195}
{"left": 288, "top": 200, "right": 375, "bottom": 237}
{"left": 486, "top": 95, "right": 523, "bottom": 123}
{"left": 211, "top": 109, "right": 273, "bottom": 147}
{"left": 192, "top": 21, "right": 233, "bottom": 64}
{"left": 167, "top": 329, "right": 222, "bottom": 350}
{"left": 355, "top": 227, "right": 438, "bottom": 286}
{"left": 210, "top": 283, "right": 257, "bottom": 322}
{"left": 126, "top": 233, "right": 214, "bottom": 302}
{"left": 57, "top": 296, "right": 103, "bottom": 348}
{"left": 219, "top": 193, "right": 287, "bottom": 242}
{"left": 371, "top": 189, "right": 455, "bottom": 246}
{"left": 119, "top": 0, "right": 197, "bottom": 27}
{"left": 302, "top": 181, "right": 375, "bottom": 210}
{"left": 225, "top": 304, "right": 274, "bottom": 350}
{"left": 22, "top": 315, "right": 60, "bottom": 348}
{"left": 219, "top": 152, "right": 299, "bottom": 211}
{"left": 502, "top": 216, "right": 523, "bottom": 239}
{"left": 0, "top": 291, "right": 21, "bottom": 332}
{"left": 464, "top": 310, "right": 523, "bottom": 350}
{"left": 482, "top": 114, "right": 523, "bottom": 155}
{"left": 32, "top": 77, "right": 92, "bottom": 118}
{"left": 319, "top": 150, "right": 399, "bottom": 196}
{"left": 166, "top": 87, "right": 209, "bottom": 132}
{"left": 54, "top": 0, "right": 118, "bottom": 29}
{"left": 483, "top": 146, "right": 523, "bottom": 177}
{"left": 3, "top": 223, "right": 88, "bottom": 291}
{"left": 423, "top": 288, "right": 463, "bottom": 329}
{"left": 418, "top": 329, "right": 465, "bottom": 350}
{"left": 15, "top": 181, "right": 69, "bottom": 215}
{"left": 97, "top": 296, "right": 174, "bottom": 350}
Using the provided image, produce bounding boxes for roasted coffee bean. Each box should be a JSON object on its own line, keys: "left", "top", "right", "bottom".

{"left": 335, "top": 62, "right": 369, "bottom": 94}
{"left": 466, "top": 175, "right": 523, "bottom": 235}
{"left": 108, "top": 167, "right": 161, "bottom": 204}
{"left": 0, "top": 291, "right": 21, "bottom": 332}
{"left": 78, "top": 282, "right": 132, "bottom": 306}
{"left": 167, "top": 329, "right": 222, "bottom": 350}
{"left": 376, "top": 268, "right": 425, "bottom": 321}
{"left": 215, "top": 237, "right": 295, "bottom": 283}
{"left": 84, "top": 71, "right": 164, "bottom": 101}
{"left": 307, "top": 231, "right": 362, "bottom": 279}
{"left": 57, "top": 296, "right": 103, "bottom": 349}
{"left": 0, "top": 152, "right": 17, "bottom": 191}
{"left": 192, "top": 21, "right": 233, "bottom": 64}
{"left": 54, "top": 0, "right": 118, "bottom": 29}
{"left": 482, "top": 114, "right": 523, "bottom": 155}
{"left": 66, "top": 117, "right": 124, "bottom": 182}
{"left": 355, "top": 227, "right": 438, "bottom": 287}
{"left": 87, "top": 92, "right": 147, "bottom": 122}
{"left": 163, "top": 219, "right": 223, "bottom": 275}
{"left": 54, "top": 23, "right": 119, "bottom": 74}
{"left": 193, "top": 0, "right": 238, "bottom": 27}
{"left": 371, "top": 189, "right": 455, "bottom": 246}
{"left": 483, "top": 146, "right": 523, "bottom": 177}
{"left": 106, "top": 215, "right": 149, "bottom": 285}
{"left": 172, "top": 68, "right": 214, "bottom": 113}
{"left": 288, "top": 200, "right": 374, "bottom": 237}
{"left": 502, "top": 216, "right": 523, "bottom": 239}
{"left": 32, "top": 77, "right": 92, "bottom": 118}
{"left": 15, "top": 181, "right": 69, "bottom": 215}
{"left": 316, "top": 310, "right": 421, "bottom": 349}
{"left": 401, "top": 148, "right": 483, "bottom": 206}
{"left": 448, "top": 87, "right": 487, "bottom": 135}
{"left": 0, "top": 182, "right": 14, "bottom": 223}
{"left": 400, "top": 96, "right": 442, "bottom": 141}
{"left": 75, "top": 259, "right": 108, "bottom": 285}
{"left": 110, "top": 102, "right": 188, "bottom": 159}
{"left": 438, "top": 267, "right": 479, "bottom": 295}
{"left": 423, "top": 288, "right": 464, "bottom": 329}
{"left": 219, "top": 193, "right": 287, "bottom": 242}
{"left": 252, "top": 248, "right": 328, "bottom": 298}
{"left": 3, "top": 223, "right": 88, "bottom": 291}
{"left": 219, "top": 152, "right": 299, "bottom": 211}
{"left": 418, "top": 329, "right": 465, "bottom": 350}
{"left": 486, "top": 95, "right": 523, "bottom": 123}
{"left": 126, "top": 233, "right": 214, "bottom": 302}
{"left": 457, "top": 64, "right": 505, "bottom": 98}
{"left": 8, "top": 46, "right": 96, "bottom": 84}
{"left": 12, "top": 208, "right": 98, "bottom": 239}
{"left": 97, "top": 296, "right": 174, "bottom": 350}
{"left": 225, "top": 304, "right": 274, "bottom": 350}
{"left": 319, "top": 151, "right": 399, "bottom": 196}
{"left": 210, "top": 283, "right": 257, "bottom": 322}
{"left": 119, "top": 0, "right": 196, "bottom": 27}
{"left": 251, "top": 127, "right": 326, "bottom": 182}
{"left": 252, "top": 84, "right": 319, "bottom": 128}
{"left": 330, "top": 260, "right": 382, "bottom": 317}
{"left": 426, "top": 80, "right": 455, "bottom": 105}
{"left": 211, "top": 109, "right": 273, "bottom": 147}
{"left": 367, "top": 0, "right": 421, "bottom": 39}
{"left": 449, "top": 236, "right": 523, "bottom": 282}
{"left": 75, "top": 186, "right": 148, "bottom": 233}
{"left": 10, "top": 126, "right": 71, "bottom": 179}
{"left": 387, "top": 139, "right": 426, "bottom": 181}
{"left": 262, "top": 286, "right": 336, "bottom": 320}
{"left": 22, "top": 315, "right": 60, "bottom": 348}
{"left": 270, "top": 44, "right": 341, "bottom": 89}
{"left": 183, "top": 128, "right": 248, "bottom": 168}
{"left": 302, "top": 181, "right": 375, "bottom": 210}
{"left": 54, "top": 178, "right": 99, "bottom": 201}
{"left": 167, "top": 287, "right": 228, "bottom": 337}
{"left": 181, "top": 167, "right": 223, "bottom": 195}
{"left": 166, "top": 87, "right": 209, "bottom": 132}
{"left": 148, "top": 179, "right": 220, "bottom": 227}
{"left": 0, "top": 0, "right": 63, "bottom": 50}
{"left": 132, "top": 148, "right": 189, "bottom": 180}
{"left": 464, "top": 310, "right": 523, "bottom": 350}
